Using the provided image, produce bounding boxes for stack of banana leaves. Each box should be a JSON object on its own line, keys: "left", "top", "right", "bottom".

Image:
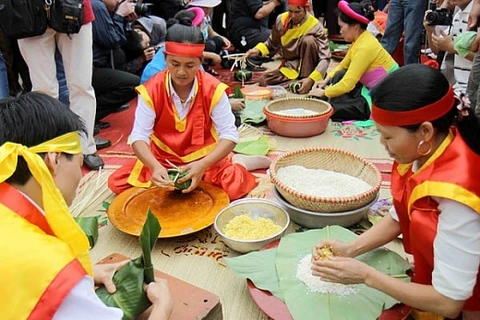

{"left": 96, "top": 210, "right": 161, "bottom": 319}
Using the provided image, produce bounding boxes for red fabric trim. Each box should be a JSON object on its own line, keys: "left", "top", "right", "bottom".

{"left": 288, "top": 0, "right": 309, "bottom": 7}
{"left": 83, "top": 0, "right": 94, "bottom": 25}
{"left": 0, "top": 183, "right": 54, "bottom": 235}
{"left": 372, "top": 86, "right": 454, "bottom": 126}
{"left": 164, "top": 42, "right": 205, "bottom": 58}
{"left": 28, "top": 259, "right": 87, "bottom": 320}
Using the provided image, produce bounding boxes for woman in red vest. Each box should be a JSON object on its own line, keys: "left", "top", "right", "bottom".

{"left": 311, "top": 64, "right": 480, "bottom": 320}
{"left": 108, "top": 17, "right": 269, "bottom": 200}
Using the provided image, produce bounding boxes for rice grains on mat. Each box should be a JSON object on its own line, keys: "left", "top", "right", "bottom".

{"left": 224, "top": 214, "right": 282, "bottom": 240}
{"left": 296, "top": 254, "right": 358, "bottom": 295}
{"left": 277, "top": 165, "right": 372, "bottom": 197}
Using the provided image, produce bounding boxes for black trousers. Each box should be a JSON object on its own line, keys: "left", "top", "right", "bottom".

{"left": 328, "top": 70, "right": 370, "bottom": 122}
{"left": 92, "top": 68, "right": 139, "bottom": 121}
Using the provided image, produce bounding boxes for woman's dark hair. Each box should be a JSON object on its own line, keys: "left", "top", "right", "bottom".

{"left": 371, "top": 64, "right": 480, "bottom": 155}
{"left": 0, "top": 92, "right": 87, "bottom": 185}
{"left": 336, "top": 0, "right": 375, "bottom": 29}
{"left": 165, "top": 11, "right": 204, "bottom": 44}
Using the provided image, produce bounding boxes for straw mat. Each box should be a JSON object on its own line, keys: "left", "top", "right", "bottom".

{"left": 72, "top": 118, "right": 408, "bottom": 320}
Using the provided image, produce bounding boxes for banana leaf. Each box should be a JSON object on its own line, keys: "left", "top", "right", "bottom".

{"left": 232, "top": 85, "right": 244, "bottom": 99}
{"left": 96, "top": 210, "right": 161, "bottom": 320}
{"left": 74, "top": 216, "right": 99, "bottom": 249}
{"left": 167, "top": 168, "right": 192, "bottom": 190}
{"left": 226, "top": 226, "right": 411, "bottom": 320}
{"left": 233, "top": 136, "right": 272, "bottom": 156}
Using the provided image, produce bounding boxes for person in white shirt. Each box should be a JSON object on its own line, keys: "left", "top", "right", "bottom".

{"left": 108, "top": 16, "right": 271, "bottom": 200}
{"left": 424, "top": 0, "right": 474, "bottom": 95}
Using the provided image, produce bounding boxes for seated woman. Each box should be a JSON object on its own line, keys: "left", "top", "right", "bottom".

{"left": 108, "top": 17, "right": 269, "bottom": 200}
{"left": 312, "top": 64, "right": 480, "bottom": 320}
{"left": 309, "top": 0, "right": 398, "bottom": 121}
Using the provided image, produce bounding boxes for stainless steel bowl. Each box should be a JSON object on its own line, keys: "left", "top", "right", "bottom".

{"left": 214, "top": 198, "right": 290, "bottom": 253}
{"left": 273, "top": 187, "right": 378, "bottom": 228}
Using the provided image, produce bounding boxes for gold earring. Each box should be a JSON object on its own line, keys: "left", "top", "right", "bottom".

{"left": 417, "top": 140, "right": 432, "bottom": 156}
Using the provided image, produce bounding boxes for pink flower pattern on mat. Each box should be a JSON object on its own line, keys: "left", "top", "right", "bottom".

{"left": 330, "top": 123, "right": 379, "bottom": 141}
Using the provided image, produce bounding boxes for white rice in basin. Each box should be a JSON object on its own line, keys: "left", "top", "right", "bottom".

{"left": 296, "top": 254, "right": 358, "bottom": 295}
{"left": 273, "top": 108, "right": 321, "bottom": 117}
{"left": 276, "top": 165, "right": 371, "bottom": 198}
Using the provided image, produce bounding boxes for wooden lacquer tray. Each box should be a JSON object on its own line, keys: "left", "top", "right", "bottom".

{"left": 108, "top": 182, "right": 229, "bottom": 238}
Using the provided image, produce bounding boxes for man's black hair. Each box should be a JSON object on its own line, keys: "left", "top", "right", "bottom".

{"left": 0, "top": 92, "right": 87, "bottom": 185}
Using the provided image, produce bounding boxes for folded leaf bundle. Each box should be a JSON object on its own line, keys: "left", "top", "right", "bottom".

{"left": 96, "top": 210, "right": 161, "bottom": 320}
{"left": 74, "top": 216, "right": 99, "bottom": 249}
{"left": 234, "top": 69, "right": 253, "bottom": 82}
{"left": 167, "top": 168, "right": 192, "bottom": 190}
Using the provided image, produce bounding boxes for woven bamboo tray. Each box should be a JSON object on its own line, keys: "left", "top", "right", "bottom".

{"left": 264, "top": 97, "right": 332, "bottom": 119}
{"left": 270, "top": 148, "right": 381, "bottom": 213}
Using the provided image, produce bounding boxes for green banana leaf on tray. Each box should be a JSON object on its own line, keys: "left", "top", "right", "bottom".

{"left": 226, "top": 226, "right": 411, "bottom": 320}
{"left": 74, "top": 216, "right": 99, "bottom": 249}
{"left": 96, "top": 210, "right": 161, "bottom": 320}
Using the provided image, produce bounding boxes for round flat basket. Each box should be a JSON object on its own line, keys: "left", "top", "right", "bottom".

{"left": 270, "top": 148, "right": 381, "bottom": 212}
{"left": 264, "top": 97, "right": 332, "bottom": 119}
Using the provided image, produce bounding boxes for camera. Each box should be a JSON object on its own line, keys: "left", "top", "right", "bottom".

{"left": 134, "top": 1, "right": 153, "bottom": 16}
{"left": 425, "top": 8, "right": 453, "bottom": 26}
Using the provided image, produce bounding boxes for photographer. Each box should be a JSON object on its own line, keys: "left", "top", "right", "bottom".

{"left": 123, "top": 15, "right": 167, "bottom": 75}
{"left": 91, "top": 0, "right": 140, "bottom": 127}
{"left": 424, "top": 0, "right": 473, "bottom": 95}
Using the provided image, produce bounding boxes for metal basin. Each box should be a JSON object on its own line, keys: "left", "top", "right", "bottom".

{"left": 273, "top": 187, "right": 378, "bottom": 229}
{"left": 214, "top": 198, "right": 290, "bottom": 253}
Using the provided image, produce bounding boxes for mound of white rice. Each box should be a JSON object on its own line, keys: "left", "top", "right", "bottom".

{"left": 296, "top": 254, "right": 358, "bottom": 295}
{"left": 274, "top": 108, "right": 320, "bottom": 117}
{"left": 276, "top": 165, "right": 371, "bottom": 198}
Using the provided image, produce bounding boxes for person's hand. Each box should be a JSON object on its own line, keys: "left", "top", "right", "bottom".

{"left": 308, "top": 87, "right": 325, "bottom": 98}
{"left": 176, "top": 160, "right": 207, "bottom": 194}
{"left": 423, "top": 10, "right": 435, "bottom": 32}
{"left": 144, "top": 279, "right": 173, "bottom": 318}
{"left": 230, "top": 98, "right": 245, "bottom": 111}
{"left": 432, "top": 30, "right": 455, "bottom": 53}
{"left": 469, "top": 0, "right": 480, "bottom": 51}
{"left": 211, "top": 53, "right": 222, "bottom": 66}
{"left": 313, "top": 79, "right": 329, "bottom": 90}
{"left": 93, "top": 259, "right": 131, "bottom": 294}
{"left": 311, "top": 256, "right": 373, "bottom": 285}
{"left": 116, "top": 0, "right": 136, "bottom": 17}
{"left": 151, "top": 164, "right": 174, "bottom": 190}
{"left": 246, "top": 48, "right": 260, "bottom": 57}
{"left": 203, "top": 52, "right": 221, "bottom": 66}
{"left": 311, "top": 239, "right": 355, "bottom": 261}
{"left": 221, "top": 36, "right": 231, "bottom": 49}
{"left": 144, "top": 47, "right": 156, "bottom": 62}
{"left": 297, "top": 77, "right": 315, "bottom": 94}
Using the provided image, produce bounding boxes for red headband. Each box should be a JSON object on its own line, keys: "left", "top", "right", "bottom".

{"left": 372, "top": 86, "right": 454, "bottom": 126}
{"left": 164, "top": 41, "right": 205, "bottom": 58}
{"left": 338, "top": 1, "right": 370, "bottom": 25}
{"left": 289, "top": 0, "right": 309, "bottom": 6}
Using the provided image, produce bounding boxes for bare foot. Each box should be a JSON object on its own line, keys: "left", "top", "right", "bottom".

{"left": 232, "top": 154, "right": 272, "bottom": 171}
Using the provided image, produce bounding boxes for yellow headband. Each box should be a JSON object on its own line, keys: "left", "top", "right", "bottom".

{"left": 0, "top": 132, "right": 92, "bottom": 275}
